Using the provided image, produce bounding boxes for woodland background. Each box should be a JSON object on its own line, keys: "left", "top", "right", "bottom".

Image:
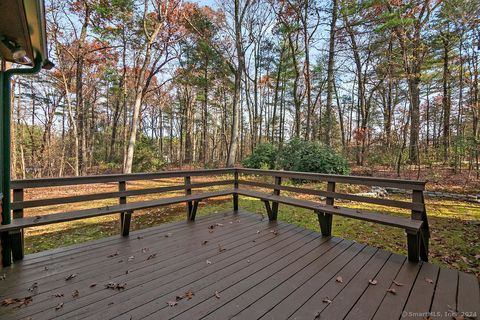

{"left": 8, "top": 0, "right": 480, "bottom": 186}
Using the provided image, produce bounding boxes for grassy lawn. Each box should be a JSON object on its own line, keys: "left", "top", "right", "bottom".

{"left": 22, "top": 178, "right": 480, "bottom": 277}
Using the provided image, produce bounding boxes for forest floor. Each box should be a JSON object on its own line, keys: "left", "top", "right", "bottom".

{"left": 20, "top": 176, "right": 480, "bottom": 278}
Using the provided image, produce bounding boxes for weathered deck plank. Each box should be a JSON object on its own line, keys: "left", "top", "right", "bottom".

{"left": 0, "top": 210, "right": 478, "bottom": 320}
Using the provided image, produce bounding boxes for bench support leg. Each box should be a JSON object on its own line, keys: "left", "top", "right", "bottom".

{"left": 189, "top": 201, "right": 199, "bottom": 221}
{"left": 407, "top": 231, "right": 420, "bottom": 262}
{"left": 10, "top": 229, "right": 24, "bottom": 261}
{"left": 317, "top": 211, "right": 332, "bottom": 237}
{"left": 263, "top": 201, "right": 275, "bottom": 221}
{"left": 233, "top": 194, "right": 239, "bottom": 212}
{"left": 1, "top": 232, "right": 12, "bottom": 267}
{"left": 121, "top": 211, "right": 132, "bottom": 237}
{"left": 419, "top": 229, "right": 429, "bottom": 262}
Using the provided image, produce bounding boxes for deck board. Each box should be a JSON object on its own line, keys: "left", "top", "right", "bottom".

{"left": 0, "top": 210, "right": 478, "bottom": 320}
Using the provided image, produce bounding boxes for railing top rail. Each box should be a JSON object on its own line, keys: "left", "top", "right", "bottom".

{"left": 11, "top": 168, "right": 233, "bottom": 189}
{"left": 236, "top": 168, "right": 426, "bottom": 190}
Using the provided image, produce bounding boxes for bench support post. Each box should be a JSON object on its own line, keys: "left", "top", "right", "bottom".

{"left": 185, "top": 176, "right": 193, "bottom": 219}
{"left": 407, "top": 231, "right": 420, "bottom": 262}
{"left": 0, "top": 231, "right": 11, "bottom": 267}
{"left": 271, "top": 176, "right": 281, "bottom": 220}
{"left": 121, "top": 210, "right": 133, "bottom": 236}
{"left": 11, "top": 188, "right": 24, "bottom": 261}
{"left": 233, "top": 170, "right": 239, "bottom": 212}
{"left": 189, "top": 201, "right": 199, "bottom": 221}
{"left": 317, "top": 211, "right": 332, "bottom": 236}
{"left": 317, "top": 181, "right": 335, "bottom": 236}
{"left": 119, "top": 181, "right": 127, "bottom": 235}
{"left": 263, "top": 200, "right": 274, "bottom": 221}
{"left": 412, "top": 190, "right": 429, "bottom": 262}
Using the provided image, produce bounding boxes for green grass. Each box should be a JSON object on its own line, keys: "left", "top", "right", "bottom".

{"left": 23, "top": 194, "right": 480, "bottom": 277}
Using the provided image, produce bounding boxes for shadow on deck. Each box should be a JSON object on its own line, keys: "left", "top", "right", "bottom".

{"left": 0, "top": 210, "right": 478, "bottom": 320}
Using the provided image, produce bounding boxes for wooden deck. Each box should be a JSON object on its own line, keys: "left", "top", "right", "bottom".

{"left": 0, "top": 210, "right": 478, "bottom": 320}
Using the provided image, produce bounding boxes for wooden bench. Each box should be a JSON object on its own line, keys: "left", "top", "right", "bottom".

{"left": 234, "top": 168, "right": 429, "bottom": 263}
{"left": 0, "top": 168, "right": 429, "bottom": 267}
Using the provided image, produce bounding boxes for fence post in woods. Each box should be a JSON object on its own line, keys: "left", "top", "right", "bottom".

{"left": 119, "top": 181, "right": 131, "bottom": 236}
{"left": 11, "top": 188, "right": 24, "bottom": 260}
{"left": 318, "top": 181, "right": 335, "bottom": 236}
{"left": 185, "top": 176, "right": 193, "bottom": 220}
{"left": 233, "top": 170, "right": 239, "bottom": 212}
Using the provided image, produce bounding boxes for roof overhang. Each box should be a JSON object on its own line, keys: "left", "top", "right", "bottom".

{"left": 0, "top": 0, "right": 49, "bottom": 68}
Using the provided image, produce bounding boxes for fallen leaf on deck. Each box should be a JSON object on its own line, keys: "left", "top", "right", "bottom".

{"left": 209, "top": 230, "right": 214, "bottom": 233}
{"left": 368, "top": 279, "right": 377, "bottom": 285}
{"left": 89, "top": 283, "right": 97, "bottom": 288}
{"left": 387, "top": 288, "right": 397, "bottom": 294}
{"left": 164, "top": 233, "right": 172, "bottom": 238}
{"left": 55, "top": 302, "right": 64, "bottom": 311}
{"left": 52, "top": 293, "right": 64, "bottom": 297}
{"left": 72, "top": 290, "right": 79, "bottom": 298}
{"left": 206, "top": 259, "right": 212, "bottom": 265}
{"left": 146, "top": 253, "right": 157, "bottom": 260}
{"left": 215, "top": 223, "right": 224, "bottom": 227}
{"left": 2, "top": 298, "right": 21, "bottom": 306}
{"left": 13, "top": 297, "right": 32, "bottom": 309}
{"left": 44, "top": 266, "right": 48, "bottom": 271}
{"left": 393, "top": 280, "right": 404, "bottom": 286}
{"left": 270, "top": 229, "right": 278, "bottom": 236}
{"left": 141, "top": 248, "right": 149, "bottom": 253}
{"left": 167, "top": 301, "right": 178, "bottom": 307}
{"left": 28, "top": 282, "right": 38, "bottom": 292}
{"left": 214, "top": 291, "right": 220, "bottom": 299}
{"left": 424, "top": 277, "right": 433, "bottom": 284}
{"left": 256, "top": 230, "right": 260, "bottom": 234}
{"left": 314, "top": 311, "right": 321, "bottom": 319}
{"left": 0, "top": 274, "right": 6, "bottom": 281}
{"left": 107, "top": 251, "right": 119, "bottom": 258}
{"left": 105, "top": 282, "right": 126, "bottom": 290}
{"left": 65, "top": 274, "right": 77, "bottom": 281}
{"left": 185, "top": 289, "right": 194, "bottom": 300}
{"left": 236, "top": 219, "right": 241, "bottom": 223}
{"left": 322, "top": 297, "right": 332, "bottom": 304}
{"left": 336, "top": 276, "right": 343, "bottom": 283}
{"left": 175, "top": 295, "right": 183, "bottom": 301}
{"left": 137, "top": 236, "right": 144, "bottom": 240}
{"left": 128, "top": 256, "right": 135, "bottom": 261}
{"left": 218, "top": 244, "right": 226, "bottom": 252}
{"left": 202, "top": 240, "right": 209, "bottom": 245}
{"left": 208, "top": 225, "right": 216, "bottom": 230}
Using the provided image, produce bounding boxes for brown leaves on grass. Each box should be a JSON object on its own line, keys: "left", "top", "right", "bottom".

{"left": 65, "top": 274, "right": 77, "bottom": 281}
{"left": 105, "top": 282, "right": 126, "bottom": 290}
{"left": 336, "top": 276, "right": 343, "bottom": 283}
{"left": 368, "top": 279, "right": 377, "bottom": 285}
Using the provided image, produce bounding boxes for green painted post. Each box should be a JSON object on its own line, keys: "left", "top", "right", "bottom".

{"left": 1, "top": 55, "right": 43, "bottom": 267}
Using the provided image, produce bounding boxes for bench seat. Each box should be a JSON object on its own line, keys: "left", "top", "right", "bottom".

{"left": 234, "top": 188, "right": 423, "bottom": 232}
{"left": 0, "top": 189, "right": 235, "bottom": 233}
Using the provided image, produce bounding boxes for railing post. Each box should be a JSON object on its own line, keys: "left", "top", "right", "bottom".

{"left": 318, "top": 181, "right": 335, "bottom": 237}
{"left": 119, "top": 181, "right": 131, "bottom": 236}
{"left": 411, "top": 189, "right": 429, "bottom": 262}
{"left": 10, "top": 188, "right": 24, "bottom": 261}
{"left": 270, "top": 176, "right": 281, "bottom": 220}
{"left": 233, "top": 170, "right": 239, "bottom": 212}
{"left": 185, "top": 176, "right": 193, "bottom": 220}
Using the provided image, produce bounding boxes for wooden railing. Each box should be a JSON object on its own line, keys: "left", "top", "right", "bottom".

{"left": 1, "top": 168, "right": 429, "bottom": 266}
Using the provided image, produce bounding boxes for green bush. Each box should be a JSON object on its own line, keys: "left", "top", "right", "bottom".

{"left": 278, "top": 138, "right": 349, "bottom": 175}
{"left": 133, "top": 135, "right": 166, "bottom": 172}
{"left": 242, "top": 143, "right": 278, "bottom": 169}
